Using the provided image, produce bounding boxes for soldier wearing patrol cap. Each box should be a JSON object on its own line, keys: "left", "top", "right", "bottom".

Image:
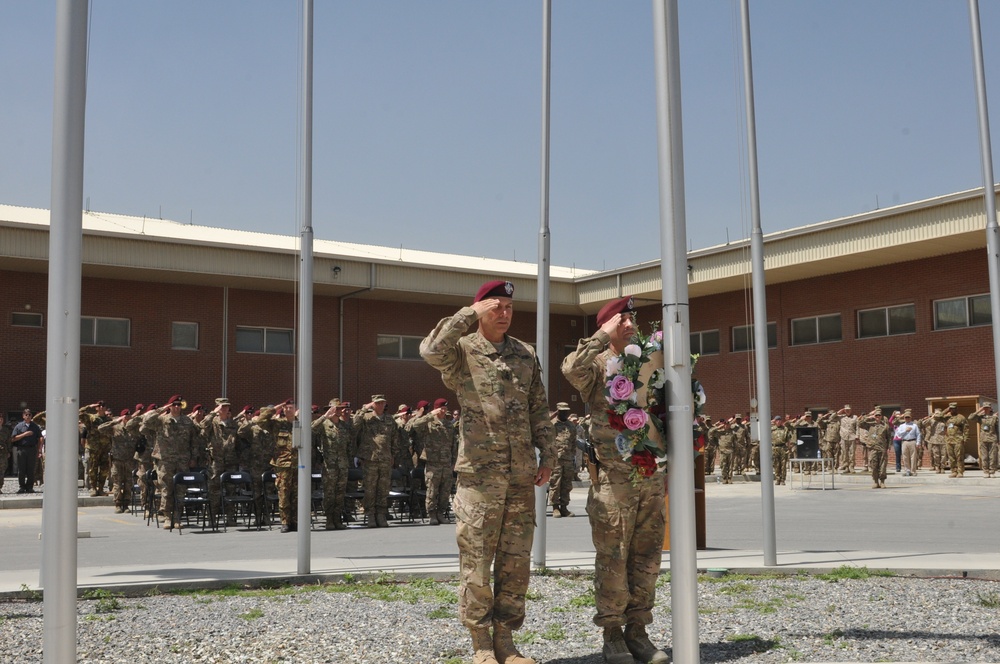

{"left": 199, "top": 398, "right": 243, "bottom": 526}
{"left": 939, "top": 402, "right": 968, "bottom": 478}
{"left": 421, "top": 279, "right": 555, "bottom": 664}
{"left": 548, "top": 402, "right": 576, "bottom": 518}
{"left": 407, "top": 397, "right": 457, "bottom": 525}
{"left": 353, "top": 394, "right": 405, "bottom": 528}
{"left": 312, "top": 398, "right": 354, "bottom": 530}
{"left": 969, "top": 402, "right": 998, "bottom": 478}
{"left": 562, "top": 295, "right": 670, "bottom": 664}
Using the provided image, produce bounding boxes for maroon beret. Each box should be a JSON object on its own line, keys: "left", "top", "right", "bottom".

{"left": 119, "top": 408, "right": 130, "bottom": 417}
{"left": 433, "top": 398, "right": 449, "bottom": 409}
{"left": 473, "top": 279, "right": 514, "bottom": 303}
{"left": 166, "top": 394, "right": 183, "bottom": 406}
{"left": 191, "top": 404, "right": 203, "bottom": 412}
{"left": 145, "top": 404, "right": 157, "bottom": 412}
{"left": 134, "top": 403, "right": 144, "bottom": 413}
{"left": 596, "top": 296, "right": 636, "bottom": 327}
{"left": 415, "top": 400, "right": 430, "bottom": 410}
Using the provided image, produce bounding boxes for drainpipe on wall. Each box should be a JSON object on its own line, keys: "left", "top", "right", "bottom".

{"left": 339, "top": 263, "right": 375, "bottom": 399}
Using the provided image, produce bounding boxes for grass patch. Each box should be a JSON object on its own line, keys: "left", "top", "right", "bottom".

{"left": 568, "top": 588, "right": 596, "bottom": 608}
{"left": 238, "top": 607, "right": 265, "bottom": 620}
{"left": 19, "top": 584, "right": 42, "bottom": 601}
{"left": 541, "top": 624, "right": 566, "bottom": 641}
{"left": 822, "top": 628, "right": 844, "bottom": 646}
{"left": 717, "top": 582, "right": 753, "bottom": 596}
{"left": 976, "top": 590, "right": 1000, "bottom": 608}
{"left": 525, "top": 589, "right": 543, "bottom": 601}
{"left": 733, "top": 597, "right": 788, "bottom": 614}
{"left": 82, "top": 588, "right": 123, "bottom": 613}
{"left": 816, "top": 565, "right": 894, "bottom": 582}
{"left": 514, "top": 630, "right": 538, "bottom": 645}
{"left": 428, "top": 605, "right": 454, "bottom": 620}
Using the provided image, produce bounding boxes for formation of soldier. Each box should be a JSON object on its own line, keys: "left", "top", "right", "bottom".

{"left": 697, "top": 401, "right": 997, "bottom": 488}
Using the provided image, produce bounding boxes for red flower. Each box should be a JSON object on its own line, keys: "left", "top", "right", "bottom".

{"left": 631, "top": 450, "right": 657, "bottom": 477}
{"left": 607, "top": 410, "right": 626, "bottom": 431}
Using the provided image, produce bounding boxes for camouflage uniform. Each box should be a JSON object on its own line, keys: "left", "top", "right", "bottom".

{"left": 420, "top": 305, "right": 554, "bottom": 632}
{"left": 98, "top": 416, "right": 138, "bottom": 511}
{"left": 79, "top": 407, "right": 112, "bottom": 495}
{"left": 142, "top": 409, "right": 196, "bottom": 520}
{"left": 199, "top": 410, "right": 244, "bottom": 522}
{"left": 941, "top": 410, "right": 968, "bottom": 477}
{"left": 818, "top": 413, "right": 841, "bottom": 469}
{"left": 562, "top": 328, "right": 666, "bottom": 632}
{"left": 353, "top": 405, "right": 404, "bottom": 526}
{"left": 134, "top": 410, "right": 156, "bottom": 511}
{"left": 702, "top": 422, "right": 718, "bottom": 475}
{"left": 838, "top": 413, "right": 859, "bottom": 473}
{"left": 923, "top": 414, "right": 948, "bottom": 473}
{"left": 714, "top": 421, "right": 738, "bottom": 484}
{"left": 408, "top": 411, "right": 458, "bottom": 522}
{"left": 968, "top": 409, "right": 998, "bottom": 478}
{"left": 547, "top": 418, "right": 577, "bottom": 516}
{"left": 312, "top": 411, "right": 354, "bottom": 528}
{"left": 270, "top": 416, "right": 297, "bottom": 528}
{"left": 860, "top": 416, "right": 891, "bottom": 488}
{"left": 771, "top": 422, "right": 793, "bottom": 485}
{"left": 238, "top": 410, "right": 278, "bottom": 521}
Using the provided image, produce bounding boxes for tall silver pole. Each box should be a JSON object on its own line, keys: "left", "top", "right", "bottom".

{"left": 43, "top": 0, "right": 88, "bottom": 661}
{"left": 651, "top": 1, "right": 699, "bottom": 660}
{"left": 296, "top": 0, "right": 314, "bottom": 573}
{"left": 532, "top": 0, "right": 552, "bottom": 570}
{"left": 740, "top": 0, "right": 777, "bottom": 567}
{"left": 968, "top": 0, "right": 1000, "bottom": 399}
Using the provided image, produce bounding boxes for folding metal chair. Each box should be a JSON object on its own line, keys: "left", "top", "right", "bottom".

{"left": 220, "top": 471, "right": 258, "bottom": 531}
{"left": 172, "top": 471, "right": 215, "bottom": 534}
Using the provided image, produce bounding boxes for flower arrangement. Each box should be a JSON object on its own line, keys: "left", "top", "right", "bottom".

{"left": 604, "top": 324, "right": 668, "bottom": 482}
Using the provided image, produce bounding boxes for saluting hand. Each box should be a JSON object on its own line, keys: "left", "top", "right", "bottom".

{"left": 599, "top": 313, "right": 621, "bottom": 338}
{"left": 471, "top": 298, "right": 500, "bottom": 318}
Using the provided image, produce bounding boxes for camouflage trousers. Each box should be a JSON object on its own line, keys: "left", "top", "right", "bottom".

{"left": 274, "top": 466, "right": 298, "bottom": 525}
{"left": 322, "top": 461, "right": 349, "bottom": 521}
{"left": 772, "top": 447, "right": 788, "bottom": 483}
{"left": 929, "top": 443, "right": 946, "bottom": 472}
{"left": 135, "top": 459, "right": 152, "bottom": 510}
{"left": 702, "top": 444, "right": 717, "bottom": 474}
{"left": 110, "top": 458, "right": 134, "bottom": 509}
{"left": 454, "top": 472, "right": 535, "bottom": 630}
{"left": 718, "top": 446, "right": 734, "bottom": 481}
{"left": 425, "top": 463, "right": 454, "bottom": 515}
{"left": 869, "top": 446, "right": 888, "bottom": 484}
{"left": 946, "top": 441, "right": 965, "bottom": 475}
{"left": 155, "top": 457, "right": 187, "bottom": 518}
{"left": 586, "top": 467, "right": 666, "bottom": 628}
{"left": 978, "top": 440, "right": 997, "bottom": 474}
{"left": 840, "top": 439, "right": 857, "bottom": 471}
{"left": 86, "top": 444, "right": 111, "bottom": 493}
{"left": 362, "top": 461, "right": 391, "bottom": 518}
{"left": 547, "top": 460, "right": 575, "bottom": 510}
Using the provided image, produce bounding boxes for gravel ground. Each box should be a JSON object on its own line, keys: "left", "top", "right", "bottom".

{"left": 2, "top": 570, "right": 1000, "bottom": 663}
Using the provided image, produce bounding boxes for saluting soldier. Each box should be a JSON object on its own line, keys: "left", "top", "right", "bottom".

{"left": 837, "top": 405, "right": 859, "bottom": 473}
{"left": 860, "top": 408, "right": 891, "bottom": 489}
{"left": 408, "top": 397, "right": 458, "bottom": 525}
{"left": 269, "top": 401, "right": 298, "bottom": 533}
{"left": 98, "top": 408, "right": 138, "bottom": 513}
{"left": 312, "top": 398, "right": 354, "bottom": 530}
{"left": 134, "top": 404, "right": 156, "bottom": 514}
{"left": 421, "top": 279, "right": 554, "bottom": 664}
{"left": 939, "top": 402, "right": 968, "bottom": 478}
{"left": 199, "top": 398, "right": 243, "bottom": 527}
{"left": 969, "top": 402, "right": 997, "bottom": 478}
{"left": 714, "top": 417, "right": 740, "bottom": 484}
{"left": 79, "top": 401, "right": 113, "bottom": 496}
{"left": 771, "top": 415, "right": 793, "bottom": 485}
{"left": 548, "top": 403, "right": 577, "bottom": 518}
{"left": 352, "top": 395, "right": 404, "bottom": 528}
{"left": 922, "top": 409, "right": 948, "bottom": 473}
{"left": 142, "top": 395, "right": 197, "bottom": 526}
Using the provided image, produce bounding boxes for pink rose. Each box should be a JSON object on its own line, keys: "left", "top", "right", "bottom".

{"left": 624, "top": 344, "right": 642, "bottom": 357}
{"left": 607, "top": 375, "right": 634, "bottom": 402}
{"left": 623, "top": 408, "right": 648, "bottom": 431}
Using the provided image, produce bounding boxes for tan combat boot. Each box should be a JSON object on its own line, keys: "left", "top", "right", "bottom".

{"left": 493, "top": 624, "right": 535, "bottom": 664}
{"left": 602, "top": 626, "right": 634, "bottom": 664}
{"left": 470, "top": 627, "right": 499, "bottom": 664}
{"left": 623, "top": 623, "right": 670, "bottom": 664}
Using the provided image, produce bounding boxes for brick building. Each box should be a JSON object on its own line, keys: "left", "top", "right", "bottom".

{"left": 1, "top": 186, "right": 997, "bottom": 425}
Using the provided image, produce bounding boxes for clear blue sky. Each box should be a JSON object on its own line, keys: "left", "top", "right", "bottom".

{"left": 2, "top": 1, "right": 1000, "bottom": 271}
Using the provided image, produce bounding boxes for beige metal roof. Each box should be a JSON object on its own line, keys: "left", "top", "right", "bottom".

{"left": 1, "top": 185, "right": 994, "bottom": 314}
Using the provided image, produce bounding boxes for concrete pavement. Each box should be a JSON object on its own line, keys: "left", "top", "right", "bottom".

{"left": 2, "top": 468, "right": 998, "bottom": 597}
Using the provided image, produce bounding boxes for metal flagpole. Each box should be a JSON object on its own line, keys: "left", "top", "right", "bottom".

{"left": 739, "top": 0, "right": 777, "bottom": 567}
{"left": 967, "top": 0, "right": 1000, "bottom": 402}
{"left": 651, "top": 1, "right": 700, "bottom": 660}
{"left": 43, "top": 0, "right": 89, "bottom": 661}
{"left": 532, "top": 0, "right": 553, "bottom": 570}
{"left": 296, "top": 0, "right": 314, "bottom": 574}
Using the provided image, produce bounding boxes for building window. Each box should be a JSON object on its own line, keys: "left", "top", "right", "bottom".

{"left": 235, "top": 326, "right": 293, "bottom": 354}
{"left": 857, "top": 304, "right": 916, "bottom": 338}
{"left": 790, "top": 314, "right": 842, "bottom": 346}
{"left": 731, "top": 322, "right": 777, "bottom": 352}
{"left": 376, "top": 334, "right": 423, "bottom": 360}
{"left": 690, "top": 330, "right": 720, "bottom": 355}
{"left": 934, "top": 294, "right": 991, "bottom": 330}
{"left": 172, "top": 322, "right": 199, "bottom": 350}
{"left": 11, "top": 312, "right": 43, "bottom": 328}
{"left": 81, "top": 317, "right": 130, "bottom": 347}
